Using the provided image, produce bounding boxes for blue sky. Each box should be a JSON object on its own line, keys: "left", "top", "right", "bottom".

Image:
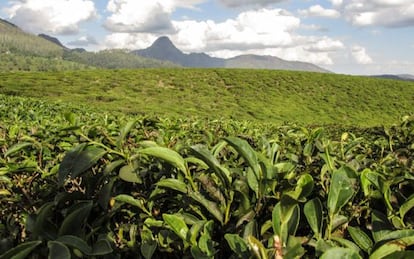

{"left": 1, "top": 0, "right": 413, "bottom": 75}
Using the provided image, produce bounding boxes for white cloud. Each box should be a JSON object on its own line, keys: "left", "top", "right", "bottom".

{"left": 104, "top": 0, "right": 204, "bottom": 33}
{"left": 104, "top": 8, "right": 345, "bottom": 65}
{"left": 103, "top": 33, "right": 157, "bottom": 50}
{"left": 351, "top": 45, "right": 373, "bottom": 64}
{"left": 68, "top": 35, "right": 98, "bottom": 47}
{"left": 3, "top": 0, "right": 97, "bottom": 35}
{"left": 299, "top": 5, "right": 340, "bottom": 18}
{"left": 334, "top": 0, "right": 414, "bottom": 27}
{"left": 303, "top": 37, "right": 344, "bottom": 52}
{"left": 219, "top": 0, "right": 286, "bottom": 8}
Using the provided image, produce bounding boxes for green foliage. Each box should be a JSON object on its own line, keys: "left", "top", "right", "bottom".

{"left": 0, "top": 69, "right": 413, "bottom": 126}
{"left": 1, "top": 91, "right": 414, "bottom": 258}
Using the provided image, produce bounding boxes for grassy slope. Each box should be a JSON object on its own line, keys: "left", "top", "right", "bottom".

{"left": 0, "top": 68, "right": 413, "bottom": 126}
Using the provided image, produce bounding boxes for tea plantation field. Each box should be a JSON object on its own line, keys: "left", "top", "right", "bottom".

{"left": 1, "top": 68, "right": 413, "bottom": 126}
{"left": 1, "top": 69, "right": 414, "bottom": 258}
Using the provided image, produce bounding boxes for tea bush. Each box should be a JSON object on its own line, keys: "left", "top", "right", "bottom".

{"left": 1, "top": 94, "right": 413, "bottom": 258}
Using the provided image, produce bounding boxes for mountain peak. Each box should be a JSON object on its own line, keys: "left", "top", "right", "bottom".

{"left": 150, "top": 36, "right": 180, "bottom": 52}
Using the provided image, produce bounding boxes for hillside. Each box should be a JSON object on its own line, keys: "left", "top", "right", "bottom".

{"left": 0, "top": 19, "right": 178, "bottom": 71}
{"left": 0, "top": 68, "right": 412, "bottom": 126}
{"left": 133, "top": 36, "right": 330, "bottom": 72}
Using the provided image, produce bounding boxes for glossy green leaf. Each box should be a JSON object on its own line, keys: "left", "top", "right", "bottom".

{"left": 58, "top": 201, "right": 93, "bottom": 236}
{"left": 58, "top": 144, "right": 106, "bottom": 184}
{"left": 320, "top": 247, "right": 362, "bottom": 259}
{"left": 246, "top": 168, "right": 259, "bottom": 198}
{"left": 116, "top": 120, "right": 136, "bottom": 148}
{"left": 332, "top": 214, "right": 349, "bottom": 232}
{"left": 190, "top": 144, "right": 231, "bottom": 188}
{"left": 347, "top": 226, "right": 373, "bottom": 253}
{"left": 48, "top": 241, "right": 70, "bottom": 259}
{"left": 400, "top": 194, "right": 414, "bottom": 220}
{"left": 331, "top": 237, "right": 361, "bottom": 254}
{"left": 56, "top": 235, "right": 92, "bottom": 255}
{"left": 224, "top": 234, "right": 249, "bottom": 256}
{"left": 370, "top": 242, "right": 406, "bottom": 259}
{"left": 91, "top": 239, "right": 113, "bottom": 255}
{"left": 119, "top": 164, "right": 142, "bottom": 183}
{"left": 114, "top": 194, "right": 149, "bottom": 213}
{"left": 31, "top": 202, "right": 57, "bottom": 240}
{"left": 188, "top": 190, "right": 223, "bottom": 224}
{"left": 224, "top": 137, "right": 261, "bottom": 178}
{"left": 156, "top": 178, "right": 187, "bottom": 193}
{"left": 328, "top": 167, "right": 355, "bottom": 216}
{"left": 163, "top": 214, "right": 189, "bottom": 242}
{"left": 141, "top": 228, "right": 157, "bottom": 259}
{"left": 304, "top": 198, "right": 323, "bottom": 238}
{"left": 294, "top": 173, "right": 314, "bottom": 200}
{"left": 139, "top": 146, "right": 187, "bottom": 175}
{"left": 0, "top": 241, "right": 42, "bottom": 259}
{"left": 371, "top": 210, "right": 393, "bottom": 243}
{"left": 5, "top": 142, "right": 32, "bottom": 157}
{"left": 247, "top": 236, "right": 268, "bottom": 259}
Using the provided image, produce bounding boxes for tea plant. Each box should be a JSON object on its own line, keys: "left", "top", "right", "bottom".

{"left": 1, "top": 94, "right": 413, "bottom": 258}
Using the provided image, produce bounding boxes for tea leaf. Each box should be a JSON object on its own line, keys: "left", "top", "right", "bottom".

{"left": 156, "top": 178, "right": 188, "bottom": 193}
{"left": 56, "top": 235, "right": 92, "bottom": 255}
{"left": 140, "top": 146, "right": 187, "bottom": 175}
{"left": 347, "top": 226, "right": 373, "bottom": 253}
{"left": 224, "top": 234, "right": 249, "bottom": 256}
{"left": 328, "top": 167, "right": 355, "bottom": 216}
{"left": 58, "top": 201, "right": 93, "bottom": 236}
{"left": 5, "top": 142, "right": 32, "bottom": 157}
{"left": 119, "top": 164, "right": 142, "bottom": 183}
{"left": 0, "top": 241, "right": 42, "bottom": 259}
{"left": 304, "top": 198, "right": 323, "bottom": 238}
{"left": 399, "top": 194, "right": 414, "bottom": 221}
{"left": 163, "top": 214, "right": 189, "bottom": 242}
{"left": 58, "top": 144, "right": 106, "bottom": 184}
{"left": 320, "top": 247, "right": 361, "bottom": 259}
{"left": 47, "top": 241, "right": 71, "bottom": 259}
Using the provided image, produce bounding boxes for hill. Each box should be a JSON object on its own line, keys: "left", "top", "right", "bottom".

{"left": 133, "top": 36, "right": 330, "bottom": 72}
{"left": 0, "top": 68, "right": 412, "bottom": 126}
{"left": 371, "top": 74, "right": 414, "bottom": 82}
{"left": 0, "top": 19, "right": 178, "bottom": 71}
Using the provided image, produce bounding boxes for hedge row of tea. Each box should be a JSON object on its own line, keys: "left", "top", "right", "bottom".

{"left": 1, "top": 94, "right": 414, "bottom": 258}
{"left": 1, "top": 69, "right": 414, "bottom": 126}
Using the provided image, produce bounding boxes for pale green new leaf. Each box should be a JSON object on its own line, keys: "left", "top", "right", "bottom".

{"left": 320, "top": 247, "right": 362, "bottom": 259}
{"left": 399, "top": 194, "right": 414, "bottom": 220}
{"left": 5, "top": 142, "right": 32, "bottom": 157}
{"left": 119, "top": 164, "right": 142, "bottom": 183}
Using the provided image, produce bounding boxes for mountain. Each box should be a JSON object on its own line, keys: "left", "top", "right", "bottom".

{"left": 225, "top": 55, "right": 330, "bottom": 73}
{"left": 371, "top": 74, "right": 414, "bottom": 82}
{"left": 38, "top": 33, "right": 68, "bottom": 49}
{"left": 0, "top": 19, "right": 178, "bottom": 71}
{"left": 133, "top": 36, "right": 224, "bottom": 67}
{"left": 133, "top": 36, "right": 330, "bottom": 73}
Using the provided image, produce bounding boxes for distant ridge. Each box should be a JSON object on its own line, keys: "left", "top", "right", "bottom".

{"left": 38, "top": 34, "right": 68, "bottom": 49}
{"left": 133, "top": 36, "right": 330, "bottom": 73}
{"left": 370, "top": 74, "right": 414, "bottom": 82}
{"left": 134, "top": 36, "right": 224, "bottom": 67}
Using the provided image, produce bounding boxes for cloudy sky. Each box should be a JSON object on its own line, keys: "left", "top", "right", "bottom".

{"left": 1, "top": 0, "right": 413, "bottom": 75}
